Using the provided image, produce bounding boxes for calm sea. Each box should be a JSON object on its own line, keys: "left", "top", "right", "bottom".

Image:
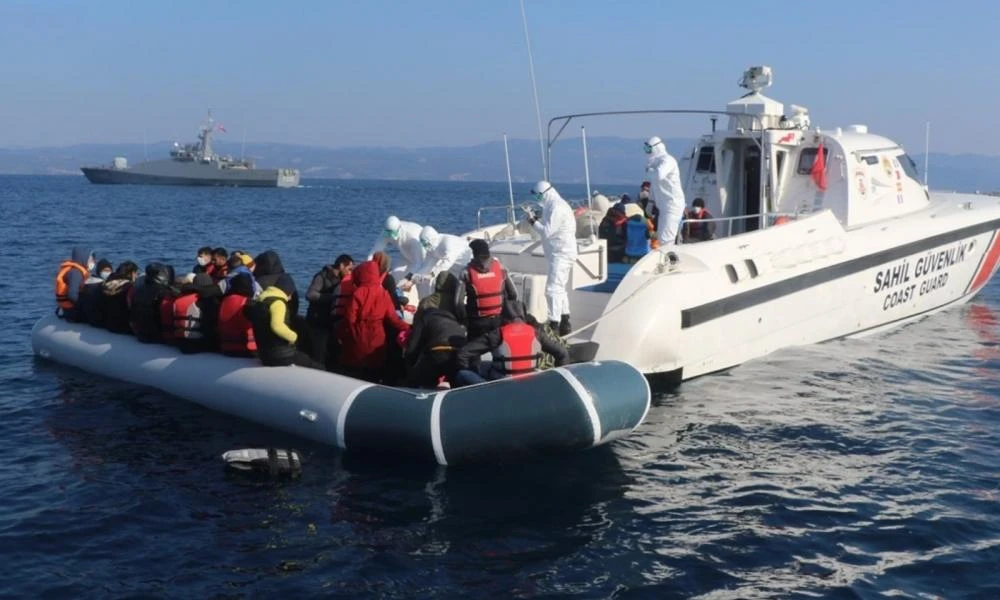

{"left": 1, "top": 175, "right": 998, "bottom": 599}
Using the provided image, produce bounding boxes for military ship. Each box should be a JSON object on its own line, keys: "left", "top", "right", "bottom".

{"left": 81, "top": 111, "right": 300, "bottom": 188}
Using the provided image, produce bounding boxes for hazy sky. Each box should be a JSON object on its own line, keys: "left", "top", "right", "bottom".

{"left": 2, "top": 0, "right": 998, "bottom": 154}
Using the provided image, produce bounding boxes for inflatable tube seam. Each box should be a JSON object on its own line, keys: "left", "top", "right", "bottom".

{"left": 337, "top": 383, "right": 374, "bottom": 449}
{"left": 553, "top": 367, "right": 601, "bottom": 447}
{"left": 431, "top": 391, "right": 447, "bottom": 465}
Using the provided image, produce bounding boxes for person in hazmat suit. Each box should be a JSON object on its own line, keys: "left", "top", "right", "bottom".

{"left": 527, "top": 180, "right": 577, "bottom": 336}
{"left": 644, "top": 136, "right": 686, "bottom": 246}
{"left": 368, "top": 215, "right": 426, "bottom": 277}
{"left": 412, "top": 226, "right": 473, "bottom": 289}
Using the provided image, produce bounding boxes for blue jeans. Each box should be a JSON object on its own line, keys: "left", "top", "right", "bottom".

{"left": 454, "top": 362, "right": 504, "bottom": 387}
{"left": 454, "top": 369, "right": 487, "bottom": 387}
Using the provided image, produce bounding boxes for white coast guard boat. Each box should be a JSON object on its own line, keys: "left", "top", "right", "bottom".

{"left": 460, "top": 66, "right": 1000, "bottom": 381}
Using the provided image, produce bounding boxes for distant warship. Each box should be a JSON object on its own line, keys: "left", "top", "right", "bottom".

{"left": 81, "top": 111, "right": 300, "bottom": 188}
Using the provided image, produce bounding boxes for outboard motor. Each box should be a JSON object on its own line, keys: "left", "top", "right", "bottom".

{"left": 222, "top": 448, "right": 302, "bottom": 478}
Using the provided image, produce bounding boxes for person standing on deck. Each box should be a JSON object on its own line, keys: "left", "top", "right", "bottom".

{"left": 644, "top": 136, "right": 686, "bottom": 246}
{"left": 528, "top": 180, "right": 577, "bottom": 336}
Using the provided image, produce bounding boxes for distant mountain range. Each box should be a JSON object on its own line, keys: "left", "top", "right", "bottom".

{"left": 1, "top": 137, "right": 998, "bottom": 192}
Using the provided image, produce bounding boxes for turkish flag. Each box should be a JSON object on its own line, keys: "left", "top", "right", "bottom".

{"left": 811, "top": 142, "right": 827, "bottom": 191}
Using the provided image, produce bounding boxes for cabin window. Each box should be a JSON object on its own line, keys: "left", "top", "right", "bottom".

{"left": 695, "top": 146, "right": 716, "bottom": 173}
{"left": 896, "top": 154, "right": 920, "bottom": 181}
{"left": 860, "top": 155, "right": 879, "bottom": 165}
{"left": 796, "top": 147, "right": 829, "bottom": 174}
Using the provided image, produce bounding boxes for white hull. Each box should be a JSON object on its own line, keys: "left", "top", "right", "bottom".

{"left": 465, "top": 194, "right": 1000, "bottom": 379}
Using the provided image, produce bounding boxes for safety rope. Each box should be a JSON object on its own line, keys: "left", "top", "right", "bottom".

{"left": 560, "top": 271, "right": 662, "bottom": 340}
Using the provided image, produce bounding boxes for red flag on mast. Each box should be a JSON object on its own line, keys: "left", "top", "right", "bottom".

{"left": 811, "top": 141, "right": 827, "bottom": 191}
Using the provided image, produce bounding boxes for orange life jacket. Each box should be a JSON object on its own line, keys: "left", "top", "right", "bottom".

{"left": 172, "top": 293, "right": 204, "bottom": 340}
{"left": 466, "top": 259, "right": 504, "bottom": 318}
{"left": 218, "top": 294, "right": 256, "bottom": 355}
{"left": 493, "top": 322, "right": 542, "bottom": 376}
{"left": 55, "top": 261, "right": 89, "bottom": 309}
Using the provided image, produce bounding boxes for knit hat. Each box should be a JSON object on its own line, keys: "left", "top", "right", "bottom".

{"left": 469, "top": 238, "right": 490, "bottom": 259}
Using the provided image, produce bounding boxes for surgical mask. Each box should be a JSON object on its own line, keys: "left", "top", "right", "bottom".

{"left": 531, "top": 184, "right": 551, "bottom": 202}
{"left": 100, "top": 270, "right": 112, "bottom": 280}
{"left": 420, "top": 238, "right": 433, "bottom": 250}
{"left": 385, "top": 228, "right": 400, "bottom": 240}
{"left": 197, "top": 256, "right": 209, "bottom": 267}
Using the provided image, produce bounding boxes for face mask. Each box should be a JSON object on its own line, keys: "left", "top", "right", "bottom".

{"left": 197, "top": 256, "right": 209, "bottom": 267}
{"left": 385, "top": 228, "right": 400, "bottom": 240}
{"left": 643, "top": 142, "right": 653, "bottom": 155}
{"left": 100, "top": 271, "right": 112, "bottom": 280}
{"left": 87, "top": 261, "right": 96, "bottom": 272}
{"left": 420, "top": 239, "right": 433, "bottom": 250}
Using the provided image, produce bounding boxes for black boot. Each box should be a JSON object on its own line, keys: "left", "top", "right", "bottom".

{"left": 548, "top": 320, "right": 560, "bottom": 334}
{"left": 559, "top": 314, "right": 572, "bottom": 336}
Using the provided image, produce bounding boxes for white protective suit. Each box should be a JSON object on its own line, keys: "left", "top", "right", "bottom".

{"left": 531, "top": 180, "right": 578, "bottom": 323}
{"left": 414, "top": 225, "right": 473, "bottom": 281}
{"left": 644, "top": 136, "right": 686, "bottom": 246}
{"left": 368, "top": 215, "right": 426, "bottom": 274}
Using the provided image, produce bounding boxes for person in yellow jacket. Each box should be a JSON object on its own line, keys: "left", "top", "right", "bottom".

{"left": 245, "top": 274, "right": 321, "bottom": 368}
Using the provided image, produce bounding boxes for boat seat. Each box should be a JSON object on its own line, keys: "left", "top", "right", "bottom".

{"left": 578, "top": 262, "right": 631, "bottom": 294}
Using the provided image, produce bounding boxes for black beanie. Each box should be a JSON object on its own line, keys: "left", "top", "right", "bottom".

{"left": 469, "top": 238, "right": 490, "bottom": 258}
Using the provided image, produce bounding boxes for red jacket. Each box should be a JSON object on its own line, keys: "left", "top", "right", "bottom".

{"left": 340, "top": 261, "right": 409, "bottom": 369}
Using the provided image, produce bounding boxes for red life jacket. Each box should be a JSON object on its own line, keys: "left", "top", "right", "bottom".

{"left": 218, "top": 294, "right": 256, "bottom": 355}
{"left": 493, "top": 322, "right": 542, "bottom": 376}
{"left": 159, "top": 295, "right": 176, "bottom": 342}
{"left": 466, "top": 259, "right": 504, "bottom": 318}
{"left": 172, "top": 293, "right": 204, "bottom": 340}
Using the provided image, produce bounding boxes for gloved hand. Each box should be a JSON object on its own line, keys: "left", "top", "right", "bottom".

{"left": 520, "top": 205, "right": 537, "bottom": 224}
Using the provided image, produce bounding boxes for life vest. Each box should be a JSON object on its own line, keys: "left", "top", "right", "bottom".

{"left": 466, "top": 259, "right": 504, "bottom": 318}
{"left": 625, "top": 217, "right": 651, "bottom": 258}
{"left": 218, "top": 294, "right": 256, "bottom": 355}
{"left": 209, "top": 263, "right": 228, "bottom": 282}
{"left": 246, "top": 295, "right": 295, "bottom": 361}
{"left": 172, "top": 293, "right": 204, "bottom": 340}
{"left": 55, "top": 261, "right": 89, "bottom": 309}
{"left": 330, "top": 274, "right": 356, "bottom": 321}
{"left": 160, "top": 295, "right": 176, "bottom": 342}
{"left": 493, "top": 322, "right": 542, "bottom": 376}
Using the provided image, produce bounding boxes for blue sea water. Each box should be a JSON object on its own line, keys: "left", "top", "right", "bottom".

{"left": 1, "top": 175, "right": 999, "bottom": 599}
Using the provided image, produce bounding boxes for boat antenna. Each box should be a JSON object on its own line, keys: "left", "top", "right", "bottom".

{"left": 143, "top": 128, "right": 148, "bottom": 162}
{"left": 581, "top": 126, "right": 596, "bottom": 237}
{"left": 241, "top": 127, "right": 247, "bottom": 162}
{"left": 923, "top": 121, "right": 930, "bottom": 188}
{"left": 519, "top": 0, "right": 546, "bottom": 180}
{"left": 503, "top": 133, "right": 516, "bottom": 224}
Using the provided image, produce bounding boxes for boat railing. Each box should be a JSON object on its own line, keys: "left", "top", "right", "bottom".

{"left": 476, "top": 204, "right": 517, "bottom": 229}
{"left": 545, "top": 109, "right": 766, "bottom": 181}
{"left": 676, "top": 211, "right": 801, "bottom": 242}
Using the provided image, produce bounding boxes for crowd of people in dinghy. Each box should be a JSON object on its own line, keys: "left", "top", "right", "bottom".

{"left": 53, "top": 234, "right": 575, "bottom": 389}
